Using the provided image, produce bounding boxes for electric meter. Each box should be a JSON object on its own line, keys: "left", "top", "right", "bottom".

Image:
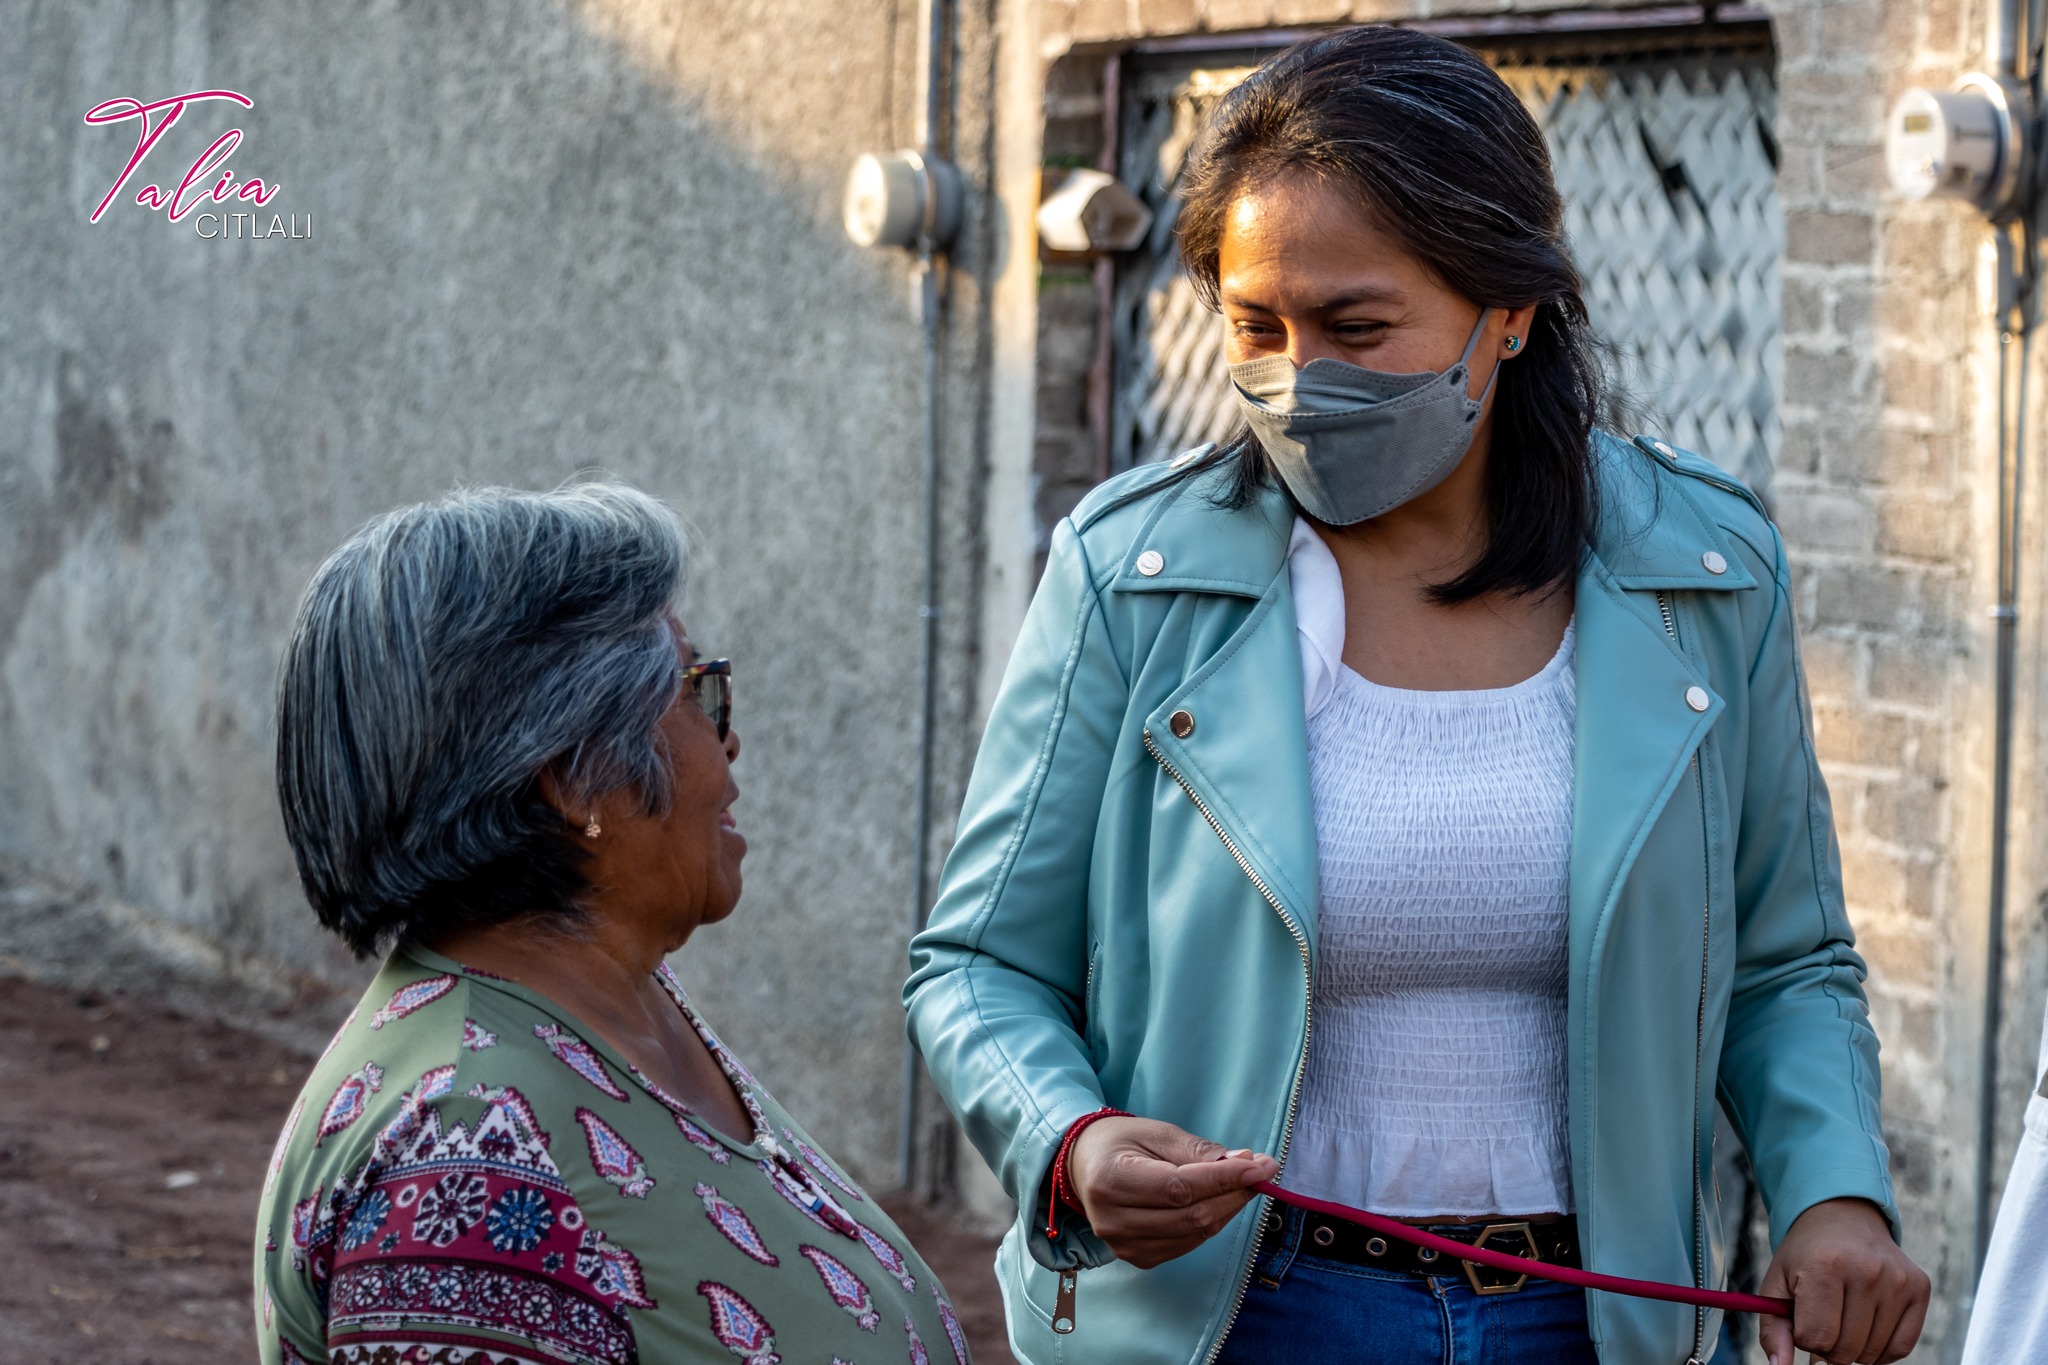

{"left": 1885, "top": 74, "right": 2026, "bottom": 218}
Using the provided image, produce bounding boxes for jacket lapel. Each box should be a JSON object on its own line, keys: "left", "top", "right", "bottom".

{"left": 1128, "top": 483, "right": 1321, "bottom": 946}
{"left": 1565, "top": 546, "right": 1723, "bottom": 986}
{"left": 1141, "top": 568, "right": 1320, "bottom": 946}
{"left": 1568, "top": 436, "right": 1762, "bottom": 977}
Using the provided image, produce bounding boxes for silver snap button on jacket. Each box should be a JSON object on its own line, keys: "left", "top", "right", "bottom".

{"left": 1701, "top": 550, "right": 1728, "bottom": 575}
{"left": 1686, "top": 686, "right": 1710, "bottom": 713}
{"left": 1136, "top": 549, "right": 1165, "bottom": 577}
{"left": 1168, "top": 709, "right": 1196, "bottom": 738}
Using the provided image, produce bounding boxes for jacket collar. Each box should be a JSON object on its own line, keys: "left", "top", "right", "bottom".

{"left": 1108, "top": 460, "right": 1294, "bottom": 599}
{"left": 1586, "top": 432, "right": 1758, "bottom": 592}
{"left": 1106, "top": 431, "right": 1759, "bottom": 599}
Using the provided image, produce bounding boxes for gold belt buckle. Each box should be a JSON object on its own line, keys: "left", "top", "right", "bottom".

{"left": 1462, "top": 1221, "right": 1539, "bottom": 1295}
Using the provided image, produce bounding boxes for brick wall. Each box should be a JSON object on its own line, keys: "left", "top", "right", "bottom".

{"left": 1770, "top": 2, "right": 1984, "bottom": 1357}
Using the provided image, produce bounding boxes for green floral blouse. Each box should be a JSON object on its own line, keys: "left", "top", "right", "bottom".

{"left": 253, "top": 945, "right": 970, "bottom": 1364}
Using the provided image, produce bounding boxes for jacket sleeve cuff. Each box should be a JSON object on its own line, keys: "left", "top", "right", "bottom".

{"left": 1015, "top": 1101, "right": 1119, "bottom": 1272}
{"left": 1765, "top": 1165, "right": 1901, "bottom": 1248}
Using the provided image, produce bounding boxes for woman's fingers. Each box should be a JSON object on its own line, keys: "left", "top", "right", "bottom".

{"left": 1096, "top": 1192, "right": 1264, "bottom": 1266}
{"left": 1851, "top": 1262, "right": 1914, "bottom": 1364}
{"left": 1068, "top": 1115, "right": 1277, "bottom": 1264}
{"left": 1085, "top": 1151, "right": 1267, "bottom": 1250}
{"left": 1788, "top": 1260, "right": 1848, "bottom": 1361}
{"left": 1098, "top": 1144, "right": 1271, "bottom": 1208}
{"left": 1878, "top": 1277, "right": 1930, "bottom": 1364}
{"left": 1818, "top": 1260, "right": 1876, "bottom": 1363}
{"left": 1091, "top": 1176, "right": 1258, "bottom": 1233}
{"left": 1758, "top": 1269, "right": 1795, "bottom": 1365}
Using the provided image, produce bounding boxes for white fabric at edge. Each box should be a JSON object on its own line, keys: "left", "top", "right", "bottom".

{"left": 1960, "top": 1011, "right": 2048, "bottom": 1363}
{"left": 1289, "top": 515, "right": 1347, "bottom": 721}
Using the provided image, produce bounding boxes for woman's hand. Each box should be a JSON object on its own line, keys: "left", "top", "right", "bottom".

{"left": 1757, "top": 1198, "right": 1930, "bottom": 1365}
{"left": 1065, "top": 1115, "right": 1279, "bottom": 1268}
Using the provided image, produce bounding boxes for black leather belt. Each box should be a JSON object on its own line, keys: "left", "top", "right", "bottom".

{"left": 1261, "top": 1205, "right": 1582, "bottom": 1295}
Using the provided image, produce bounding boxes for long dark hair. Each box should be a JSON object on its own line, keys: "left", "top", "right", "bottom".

{"left": 1168, "top": 25, "right": 1606, "bottom": 603}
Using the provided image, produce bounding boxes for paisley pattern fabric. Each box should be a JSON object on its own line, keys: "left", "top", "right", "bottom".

{"left": 256, "top": 946, "right": 962, "bottom": 1363}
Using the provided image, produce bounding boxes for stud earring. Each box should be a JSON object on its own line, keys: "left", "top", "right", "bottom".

{"left": 1505, "top": 335, "right": 1521, "bottom": 353}
{"left": 584, "top": 817, "right": 601, "bottom": 838}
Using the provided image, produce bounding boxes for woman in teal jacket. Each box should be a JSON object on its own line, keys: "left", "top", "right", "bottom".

{"left": 907, "top": 27, "right": 1926, "bottom": 1365}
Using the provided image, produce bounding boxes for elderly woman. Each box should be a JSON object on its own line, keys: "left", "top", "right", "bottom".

{"left": 255, "top": 484, "right": 969, "bottom": 1365}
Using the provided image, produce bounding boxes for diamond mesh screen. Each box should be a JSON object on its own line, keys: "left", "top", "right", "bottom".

{"left": 1110, "top": 44, "right": 1782, "bottom": 496}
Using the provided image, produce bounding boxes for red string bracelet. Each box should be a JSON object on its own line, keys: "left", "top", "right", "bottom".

{"left": 1045, "top": 1107, "right": 1131, "bottom": 1241}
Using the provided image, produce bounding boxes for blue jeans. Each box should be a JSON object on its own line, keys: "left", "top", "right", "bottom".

{"left": 1215, "top": 1206, "right": 1600, "bottom": 1365}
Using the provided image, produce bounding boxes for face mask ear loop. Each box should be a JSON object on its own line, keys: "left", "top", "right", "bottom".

{"left": 1476, "top": 351, "right": 1504, "bottom": 407}
{"left": 1457, "top": 307, "right": 1504, "bottom": 408}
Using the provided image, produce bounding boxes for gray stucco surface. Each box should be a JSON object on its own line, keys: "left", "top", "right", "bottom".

{"left": 1, "top": 0, "right": 996, "bottom": 1186}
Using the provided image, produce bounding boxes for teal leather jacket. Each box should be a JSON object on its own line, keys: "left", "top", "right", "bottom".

{"left": 905, "top": 433, "right": 1898, "bottom": 1365}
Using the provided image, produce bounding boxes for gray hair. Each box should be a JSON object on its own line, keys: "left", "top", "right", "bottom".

{"left": 276, "top": 480, "right": 689, "bottom": 957}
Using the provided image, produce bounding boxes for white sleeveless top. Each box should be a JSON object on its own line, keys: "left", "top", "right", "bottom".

{"left": 1284, "top": 519, "right": 1576, "bottom": 1218}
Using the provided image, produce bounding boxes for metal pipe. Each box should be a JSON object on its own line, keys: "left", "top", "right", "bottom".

{"left": 898, "top": 0, "right": 952, "bottom": 1193}
{"left": 1969, "top": 0, "right": 2033, "bottom": 1272}
{"left": 1958, "top": 0, "right": 2040, "bottom": 1285}
{"left": 1977, "top": 324, "right": 2021, "bottom": 1276}
{"left": 1087, "top": 54, "right": 1121, "bottom": 485}
{"left": 1971, "top": 0, "right": 2040, "bottom": 1244}
{"left": 1997, "top": 0, "right": 2024, "bottom": 76}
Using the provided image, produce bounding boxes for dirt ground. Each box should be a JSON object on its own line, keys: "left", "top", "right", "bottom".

{"left": 0, "top": 973, "right": 1015, "bottom": 1364}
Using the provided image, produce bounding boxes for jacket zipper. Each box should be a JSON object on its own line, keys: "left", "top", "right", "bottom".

{"left": 1083, "top": 944, "right": 1100, "bottom": 1065}
{"left": 1660, "top": 591, "right": 1712, "bottom": 1365}
{"left": 1140, "top": 729, "right": 1313, "bottom": 1363}
{"left": 1085, "top": 945, "right": 1098, "bottom": 1025}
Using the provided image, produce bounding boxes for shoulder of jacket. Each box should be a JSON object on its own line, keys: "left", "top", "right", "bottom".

{"left": 1060, "top": 451, "right": 1237, "bottom": 580}
{"left": 1067, "top": 450, "right": 1212, "bottom": 536}
{"left": 1622, "top": 432, "right": 1778, "bottom": 556}
{"left": 1626, "top": 433, "right": 1769, "bottom": 520}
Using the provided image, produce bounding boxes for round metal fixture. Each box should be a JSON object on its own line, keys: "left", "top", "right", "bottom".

{"left": 1312, "top": 1225, "right": 1335, "bottom": 1247}
{"left": 1168, "top": 709, "right": 1196, "bottom": 739}
{"left": 1885, "top": 74, "right": 2027, "bottom": 218}
{"left": 844, "top": 150, "right": 962, "bottom": 250}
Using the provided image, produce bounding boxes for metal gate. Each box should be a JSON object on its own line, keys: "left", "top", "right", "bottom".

{"left": 1110, "top": 37, "right": 1783, "bottom": 497}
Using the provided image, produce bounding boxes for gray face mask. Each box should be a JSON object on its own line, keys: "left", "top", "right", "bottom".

{"left": 1228, "top": 310, "right": 1499, "bottom": 526}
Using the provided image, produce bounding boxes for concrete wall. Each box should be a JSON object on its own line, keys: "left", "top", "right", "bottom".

{"left": 1, "top": 0, "right": 1003, "bottom": 1190}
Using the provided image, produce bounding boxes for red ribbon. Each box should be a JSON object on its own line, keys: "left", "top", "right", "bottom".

{"left": 1254, "top": 1182, "right": 1792, "bottom": 1319}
